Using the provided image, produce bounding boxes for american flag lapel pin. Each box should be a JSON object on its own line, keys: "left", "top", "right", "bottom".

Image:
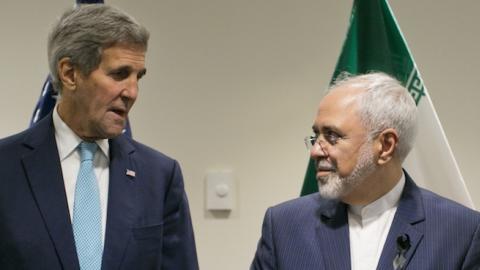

{"left": 126, "top": 169, "right": 136, "bottom": 178}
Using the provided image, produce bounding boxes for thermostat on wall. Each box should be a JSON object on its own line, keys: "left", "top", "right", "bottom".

{"left": 206, "top": 170, "right": 236, "bottom": 211}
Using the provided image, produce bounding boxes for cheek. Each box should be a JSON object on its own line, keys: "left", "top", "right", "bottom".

{"left": 330, "top": 148, "right": 358, "bottom": 175}
{"left": 84, "top": 98, "right": 111, "bottom": 122}
{"left": 92, "top": 88, "right": 118, "bottom": 109}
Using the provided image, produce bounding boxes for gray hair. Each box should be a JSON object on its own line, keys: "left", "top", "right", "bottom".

{"left": 48, "top": 4, "right": 150, "bottom": 93}
{"left": 330, "top": 72, "right": 418, "bottom": 162}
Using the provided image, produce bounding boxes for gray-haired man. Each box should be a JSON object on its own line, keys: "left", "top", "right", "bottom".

{"left": 251, "top": 73, "right": 480, "bottom": 270}
{"left": 0, "top": 5, "right": 198, "bottom": 269}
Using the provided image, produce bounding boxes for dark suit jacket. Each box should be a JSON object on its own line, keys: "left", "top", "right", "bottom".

{"left": 251, "top": 173, "right": 480, "bottom": 270}
{"left": 0, "top": 114, "right": 199, "bottom": 270}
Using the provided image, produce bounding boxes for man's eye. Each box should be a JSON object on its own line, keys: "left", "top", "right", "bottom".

{"left": 110, "top": 70, "right": 129, "bottom": 80}
{"left": 325, "top": 131, "right": 341, "bottom": 144}
{"left": 137, "top": 70, "right": 146, "bottom": 80}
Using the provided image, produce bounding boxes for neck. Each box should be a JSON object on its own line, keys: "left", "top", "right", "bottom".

{"left": 57, "top": 101, "right": 97, "bottom": 142}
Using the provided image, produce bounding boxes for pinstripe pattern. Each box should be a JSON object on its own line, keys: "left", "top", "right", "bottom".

{"left": 251, "top": 172, "right": 480, "bottom": 270}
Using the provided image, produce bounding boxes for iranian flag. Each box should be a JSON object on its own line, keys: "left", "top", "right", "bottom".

{"left": 301, "top": 0, "right": 474, "bottom": 208}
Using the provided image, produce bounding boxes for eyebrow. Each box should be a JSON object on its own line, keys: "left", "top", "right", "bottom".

{"left": 112, "top": 66, "right": 147, "bottom": 77}
{"left": 312, "top": 124, "right": 342, "bottom": 134}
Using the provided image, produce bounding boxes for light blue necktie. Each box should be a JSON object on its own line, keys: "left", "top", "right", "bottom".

{"left": 73, "top": 142, "right": 103, "bottom": 270}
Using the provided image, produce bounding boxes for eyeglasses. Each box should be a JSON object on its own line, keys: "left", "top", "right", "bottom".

{"left": 304, "top": 131, "right": 344, "bottom": 151}
{"left": 305, "top": 131, "right": 370, "bottom": 152}
{"left": 304, "top": 135, "right": 328, "bottom": 153}
{"left": 304, "top": 135, "right": 317, "bottom": 150}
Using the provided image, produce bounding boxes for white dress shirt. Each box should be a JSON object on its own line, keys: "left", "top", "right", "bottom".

{"left": 52, "top": 106, "right": 110, "bottom": 242}
{"left": 348, "top": 173, "right": 405, "bottom": 270}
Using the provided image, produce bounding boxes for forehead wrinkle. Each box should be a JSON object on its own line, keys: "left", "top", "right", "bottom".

{"left": 314, "top": 86, "right": 366, "bottom": 136}
{"left": 100, "top": 46, "right": 145, "bottom": 66}
{"left": 318, "top": 87, "right": 363, "bottom": 118}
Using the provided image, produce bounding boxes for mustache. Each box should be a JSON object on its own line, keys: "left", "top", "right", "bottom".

{"left": 315, "top": 159, "right": 336, "bottom": 171}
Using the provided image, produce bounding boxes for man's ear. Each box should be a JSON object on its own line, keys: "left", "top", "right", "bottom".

{"left": 57, "top": 57, "right": 77, "bottom": 92}
{"left": 375, "top": 128, "right": 399, "bottom": 165}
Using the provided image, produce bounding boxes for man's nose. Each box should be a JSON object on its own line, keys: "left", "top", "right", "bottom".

{"left": 122, "top": 77, "right": 139, "bottom": 100}
{"left": 310, "top": 140, "right": 328, "bottom": 158}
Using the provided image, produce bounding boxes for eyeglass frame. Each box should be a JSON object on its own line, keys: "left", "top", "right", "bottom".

{"left": 304, "top": 131, "right": 372, "bottom": 152}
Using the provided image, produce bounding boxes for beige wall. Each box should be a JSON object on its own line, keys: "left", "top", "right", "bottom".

{"left": 1, "top": 1, "right": 479, "bottom": 269}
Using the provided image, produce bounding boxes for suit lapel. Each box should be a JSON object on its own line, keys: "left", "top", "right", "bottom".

{"left": 102, "top": 135, "right": 137, "bottom": 270}
{"left": 21, "top": 115, "right": 80, "bottom": 270}
{"left": 316, "top": 200, "right": 351, "bottom": 270}
{"left": 376, "top": 173, "right": 425, "bottom": 270}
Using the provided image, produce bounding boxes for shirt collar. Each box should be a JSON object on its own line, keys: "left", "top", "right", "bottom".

{"left": 52, "top": 105, "right": 109, "bottom": 161}
{"left": 349, "top": 172, "right": 405, "bottom": 220}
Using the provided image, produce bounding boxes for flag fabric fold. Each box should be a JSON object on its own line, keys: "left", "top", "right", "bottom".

{"left": 30, "top": 76, "right": 57, "bottom": 126}
{"left": 301, "top": 0, "right": 474, "bottom": 208}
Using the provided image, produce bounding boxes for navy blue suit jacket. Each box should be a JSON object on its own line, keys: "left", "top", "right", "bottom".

{"left": 251, "top": 173, "right": 480, "bottom": 269}
{"left": 0, "top": 114, "right": 199, "bottom": 269}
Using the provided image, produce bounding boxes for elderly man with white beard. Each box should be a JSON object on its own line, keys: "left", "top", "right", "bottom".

{"left": 251, "top": 72, "right": 480, "bottom": 270}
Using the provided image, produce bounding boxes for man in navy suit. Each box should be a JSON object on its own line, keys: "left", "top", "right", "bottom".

{"left": 0, "top": 5, "right": 198, "bottom": 270}
{"left": 251, "top": 73, "right": 480, "bottom": 269}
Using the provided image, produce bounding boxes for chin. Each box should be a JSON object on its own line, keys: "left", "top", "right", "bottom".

{"left": 317, "top": 174, "right": 345, "bottom": 199}
{"left": 96, "top": 127, "right": 124, "bottom": 139}
{"left": 101, "top": 121, "right": 126, "bottom": 137}
{"left": 106, "top": 130, "right": 124, "bottom": 139}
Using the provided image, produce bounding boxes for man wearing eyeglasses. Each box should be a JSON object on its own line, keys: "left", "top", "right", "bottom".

{"left": 251, "top": 72, "right": 480, "bottom": 270}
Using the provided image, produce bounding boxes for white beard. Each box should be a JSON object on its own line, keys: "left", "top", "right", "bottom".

{"left": 316, "top": 142, "right": 376, "bottom": 200}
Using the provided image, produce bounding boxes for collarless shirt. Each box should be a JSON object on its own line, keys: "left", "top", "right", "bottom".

{"left": 348, "top": 173, "right": 405, "bottom": 270}
{"left": 52, "top": 106, "right": 110, "bottom": 242}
